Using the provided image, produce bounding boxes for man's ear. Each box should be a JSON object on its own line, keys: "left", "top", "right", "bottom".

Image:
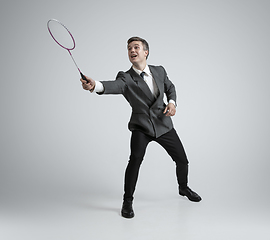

{"left": 145, "top": 50, "right": 149, "bottom": 59}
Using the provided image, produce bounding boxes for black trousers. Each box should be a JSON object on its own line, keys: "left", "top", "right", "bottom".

{"left": 123, "top": 128, "right": 189, "bottom": 201}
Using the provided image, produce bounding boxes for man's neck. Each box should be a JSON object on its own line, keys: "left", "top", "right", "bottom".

{"left": 132, "top": 62, "right": 147, "bottom": 71}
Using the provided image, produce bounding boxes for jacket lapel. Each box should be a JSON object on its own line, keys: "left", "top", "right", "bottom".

{"left": 149, "top": 65, "right": 161, "bottom": 99}
{"left": 127, "top": 67, "right": 155, "bottom": 102}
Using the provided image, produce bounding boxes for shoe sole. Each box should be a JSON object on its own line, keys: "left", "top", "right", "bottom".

{"left": 121, "top": 212, "right": 135, "bottom": 218}
{"left": 179, "top": 193, "right": 202, "bottom": 202}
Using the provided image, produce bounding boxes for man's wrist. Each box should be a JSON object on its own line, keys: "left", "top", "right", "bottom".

{"left": 169, "top": 99, "right": 176, "bottom": 107}
{"left": 90, "top": 84, "right": 95, "bottom": 93}
{"left": 91, "top": 81, "right": 104, "bottom": 93}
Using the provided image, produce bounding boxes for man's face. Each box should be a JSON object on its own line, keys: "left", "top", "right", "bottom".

{"left": 127, "top": 41, "right": 148, "bottom": 65}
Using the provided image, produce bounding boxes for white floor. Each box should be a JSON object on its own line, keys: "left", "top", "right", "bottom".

{"left": 1, "top": 184, "right": 269, "bottom": 240}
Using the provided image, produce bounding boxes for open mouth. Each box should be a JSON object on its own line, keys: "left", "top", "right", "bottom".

{"left": 131, "top": 54, "right": 137, "bottom": 59}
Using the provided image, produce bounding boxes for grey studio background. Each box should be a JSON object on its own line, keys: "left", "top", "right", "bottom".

{"left": 0, "top": 0, "right": 269, "bottom": 239}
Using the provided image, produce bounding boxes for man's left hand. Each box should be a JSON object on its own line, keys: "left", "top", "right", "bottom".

{"left": 164, "top": 103, "right": 176, "bottom": 116}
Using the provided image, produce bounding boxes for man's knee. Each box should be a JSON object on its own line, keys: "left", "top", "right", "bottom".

{"left": 128, "top": 155, "right": 144, "bottom": 166}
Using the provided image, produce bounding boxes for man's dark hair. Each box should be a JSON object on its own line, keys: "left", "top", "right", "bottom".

{"left": 127, "top": 36, "right": 149, "bottom": 59}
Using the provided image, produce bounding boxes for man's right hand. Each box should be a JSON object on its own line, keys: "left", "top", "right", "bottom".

{"left": 80, "top": 76, "right": 96, "bottom": 92}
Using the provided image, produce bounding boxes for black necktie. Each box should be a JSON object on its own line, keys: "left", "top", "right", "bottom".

{"left": 140, "top": 71, "right": 145, "bottom": 79}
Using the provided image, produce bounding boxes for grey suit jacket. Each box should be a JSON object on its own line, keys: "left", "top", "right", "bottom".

{"left": 98, "top": 65, "right": 177, "bottom": 138}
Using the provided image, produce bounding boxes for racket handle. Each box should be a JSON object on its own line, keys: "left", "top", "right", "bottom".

{"left": 80, "top": 72, "right": 89, "bottom": 83}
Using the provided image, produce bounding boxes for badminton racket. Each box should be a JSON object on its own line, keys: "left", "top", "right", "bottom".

{"left": 47, "top": 19, "right": 87, "bottom": 82}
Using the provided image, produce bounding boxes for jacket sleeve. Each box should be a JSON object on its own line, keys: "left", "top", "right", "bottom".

{"left": 97, "top": 71, "right": 127, "bottom": 95}
{"left": 161, "top": 66, "right": 177, "bottom": 104}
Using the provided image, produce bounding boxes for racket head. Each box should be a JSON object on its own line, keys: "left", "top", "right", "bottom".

{"left": 47, "top": 19, "right": 75, "bottom": 50}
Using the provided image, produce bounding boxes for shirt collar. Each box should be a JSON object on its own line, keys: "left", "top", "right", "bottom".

{"left": 132, "top": 65, "right": 151, "bottom": 76}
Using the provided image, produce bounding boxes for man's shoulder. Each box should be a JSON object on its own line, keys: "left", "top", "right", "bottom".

{"left": 148, "top": 64, "right": 161, "bottom": 68}
{"left": 149, "top": 65, "right": 166, "bottom": 71}
{"left": 116, "top": 68, "right": 133, "bottom": 79}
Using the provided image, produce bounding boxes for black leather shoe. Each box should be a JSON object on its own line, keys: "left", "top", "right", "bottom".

{"left": 179, "top": 186, "right": 202, "bottom": 202}
{"left": 121, "top": 200, "right": 134, "bottom": 218}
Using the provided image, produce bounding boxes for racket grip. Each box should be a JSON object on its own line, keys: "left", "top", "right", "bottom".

{"left": 80, "top": 72, "right": 89, "bottom": 83}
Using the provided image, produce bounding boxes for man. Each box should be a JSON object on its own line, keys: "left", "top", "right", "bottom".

{"left": 80, "top": 37, "right": 201, "bottom": 219}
